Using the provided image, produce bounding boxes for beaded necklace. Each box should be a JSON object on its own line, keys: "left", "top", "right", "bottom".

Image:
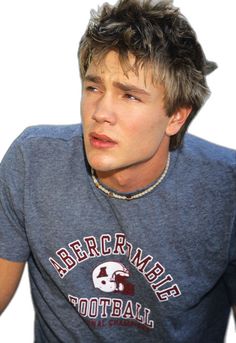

{"left": 91, "top": 153, "right": 170, "bottom": 201}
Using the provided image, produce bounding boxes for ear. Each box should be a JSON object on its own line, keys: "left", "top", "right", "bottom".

{"left": 165, "top": 107, "right": 192, "bottom": 136}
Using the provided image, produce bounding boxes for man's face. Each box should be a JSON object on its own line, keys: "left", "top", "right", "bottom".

{"left": 81, "top": 51, "right": 172, "bottom": 174}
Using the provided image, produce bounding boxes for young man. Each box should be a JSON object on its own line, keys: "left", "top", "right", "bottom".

{"left": 0, "top": 0, "right": 235, "bottom": 342}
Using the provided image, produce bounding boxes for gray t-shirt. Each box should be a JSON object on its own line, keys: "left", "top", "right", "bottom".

{"left": 0, "top": 124, "right": 235, "bottom": 343}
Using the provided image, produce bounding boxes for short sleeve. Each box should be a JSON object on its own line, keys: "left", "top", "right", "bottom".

{"left": 0, "top": 136, "right": 30, "bottom": 261}
{"left": 223, "top": 216, "right": 236, "bottom": 306}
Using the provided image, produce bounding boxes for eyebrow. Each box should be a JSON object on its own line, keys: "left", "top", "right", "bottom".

{"left": 84, "top": 74, "right": 151, "bottom": 97}
{"left": 113, "top": 81, "right": 151, "bottom": 96}
{"left": 84, "top": 74, "right": 103, "bottom": 84}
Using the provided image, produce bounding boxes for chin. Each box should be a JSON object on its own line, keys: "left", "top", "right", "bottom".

{"left": 86, "top": 155, "right": 117, "bottom": 172}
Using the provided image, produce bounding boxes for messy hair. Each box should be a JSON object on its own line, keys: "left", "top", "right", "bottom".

{"left": 78, "top": 0, "right": 217, "bottom": 150}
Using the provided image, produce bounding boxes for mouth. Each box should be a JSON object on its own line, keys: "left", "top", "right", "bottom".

{"left": 89, "top": 132, "right": 117, "bottom": 149}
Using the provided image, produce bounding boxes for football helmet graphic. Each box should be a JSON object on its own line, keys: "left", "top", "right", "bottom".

{"left": 92, "top": 261, "right": 134, "bottom": 295}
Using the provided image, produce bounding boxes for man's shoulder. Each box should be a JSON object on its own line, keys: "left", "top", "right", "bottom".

{"left": 0, "top": 124, "right": 85, "bottom": 184}
{"left": 175, "top": 134, "right": 236, "bottom": 198}
{"left": 182, "top": 133, "right": 236, "bottom": 167}
{"left": 16, "top": 123, "right": 83, "bottom": 145}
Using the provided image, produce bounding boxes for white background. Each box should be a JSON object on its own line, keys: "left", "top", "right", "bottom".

{"left": 0, "top": 0, "right": 235, "bottom": 341}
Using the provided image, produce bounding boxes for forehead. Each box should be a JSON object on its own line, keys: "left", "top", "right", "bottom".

{"left": 86, "top": 50, "right": 154, "bottom": 86}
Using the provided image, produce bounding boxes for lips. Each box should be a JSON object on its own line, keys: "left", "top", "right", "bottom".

{"left": 89, "top": 132, "right": 117, "bottom": 148}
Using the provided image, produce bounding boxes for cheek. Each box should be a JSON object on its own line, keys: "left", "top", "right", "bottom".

{"left": 125, "top": 115, "right": 168, "bottom": 141}
{"left": 80, "top": 101, "right": 85, "bottom": 122}
{"left": 124, "top": 118, "right": 169, "bottom": 157}
{"left": 81, "top": 99, "right": 87, "bottom": 117}
{"left": 81, "top": 96, "right": 92, "bottom": 119}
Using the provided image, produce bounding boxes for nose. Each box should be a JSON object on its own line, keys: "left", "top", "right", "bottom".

{"left": 92, "top": 93, "right": 116, "bottom": 125}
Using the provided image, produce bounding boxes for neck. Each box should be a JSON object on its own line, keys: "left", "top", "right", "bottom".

{"left": 95, "top": 139, "right": 170, "bottom": 193}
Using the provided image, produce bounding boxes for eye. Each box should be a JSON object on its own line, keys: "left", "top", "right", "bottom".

{"left": 124, "top": 93, "right": 141, "bottom": 102}
{"left": 85, "top": 86, "right": 98, "bottom": 92}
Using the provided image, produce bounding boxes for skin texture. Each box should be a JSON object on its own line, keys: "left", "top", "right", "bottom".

{"left": 81, "top": 51, "right": 191, "bottom": 193}
{"left": 0, "top": 258, "right": 25, "bottom": 314}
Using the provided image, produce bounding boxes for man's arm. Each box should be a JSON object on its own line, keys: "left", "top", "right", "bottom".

{"left": 0, "top": 258, "right": 25, "bottom": 315}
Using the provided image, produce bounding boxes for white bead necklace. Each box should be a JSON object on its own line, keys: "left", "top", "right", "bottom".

{"left": 91, "top": 153, "right": 170, "bottom": 201}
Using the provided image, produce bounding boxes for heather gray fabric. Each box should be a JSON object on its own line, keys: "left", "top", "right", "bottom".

{"left": 0, "top": 124, "right": 235, "bottom": 343}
